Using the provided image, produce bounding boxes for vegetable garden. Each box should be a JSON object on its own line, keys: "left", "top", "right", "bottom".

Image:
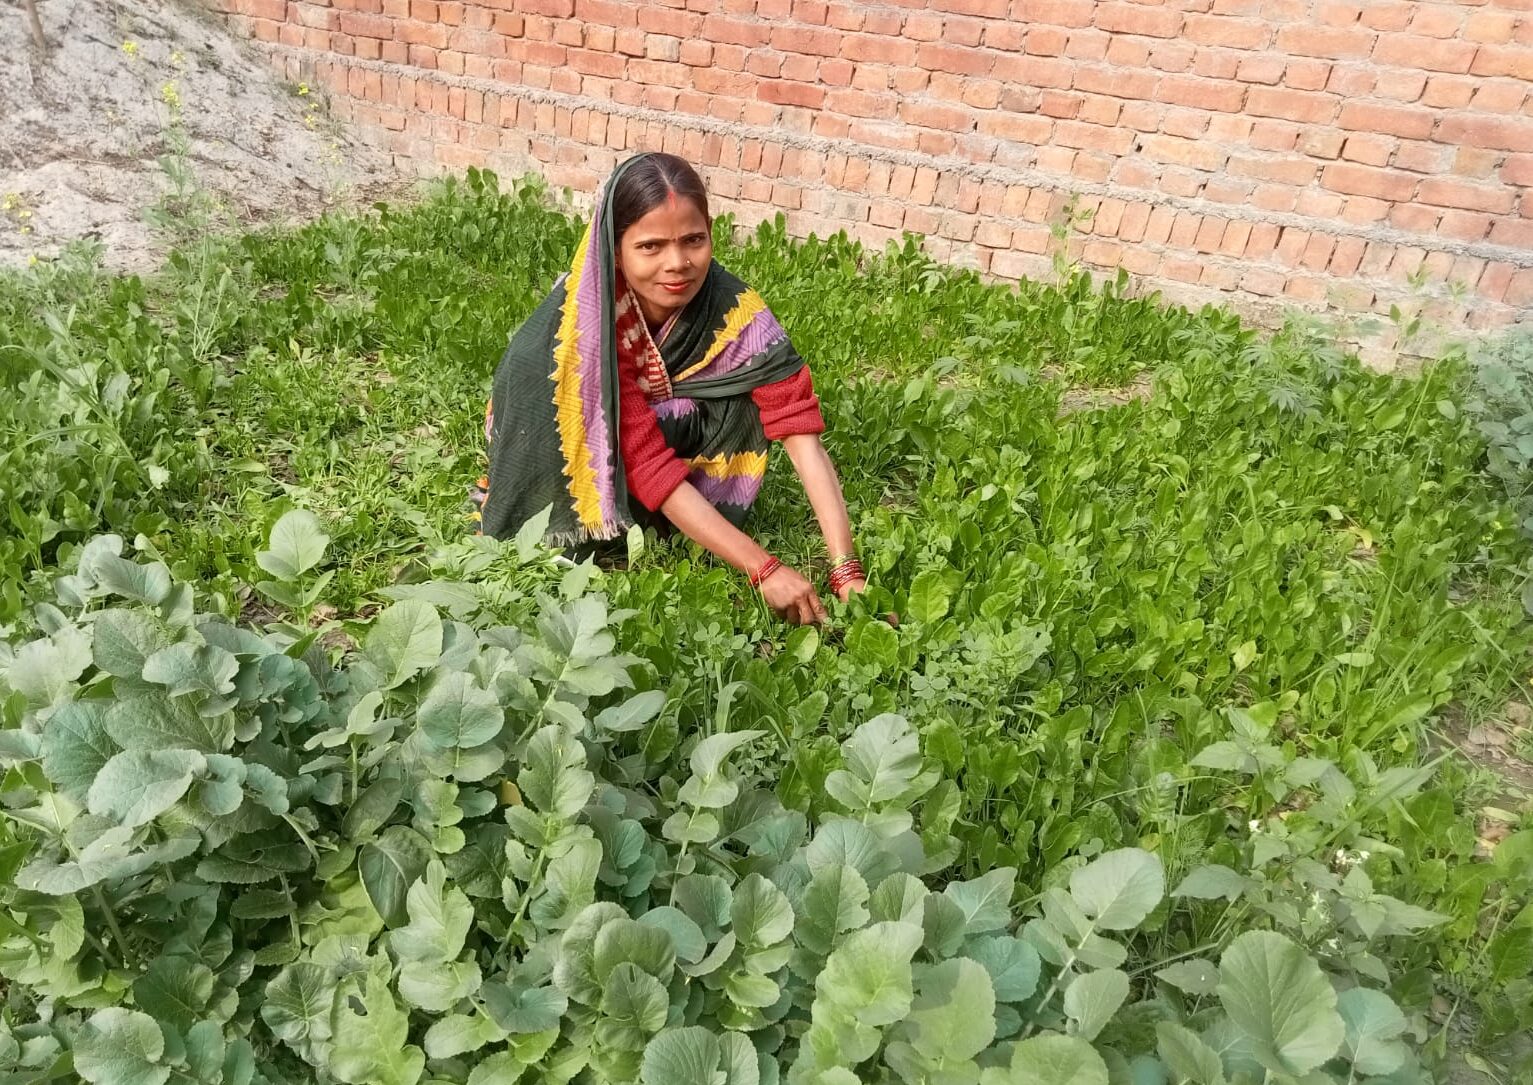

{"left": 1, "top": 170, "right": 1531, "bottom": 1084}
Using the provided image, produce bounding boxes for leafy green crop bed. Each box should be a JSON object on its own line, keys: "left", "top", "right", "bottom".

{"left": 1, "top": 172, "right": 1530, "bottom": 1083}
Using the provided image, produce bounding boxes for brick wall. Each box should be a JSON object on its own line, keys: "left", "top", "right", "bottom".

{"left": 214, "top": 0, "right": 1533, "bottom": 341}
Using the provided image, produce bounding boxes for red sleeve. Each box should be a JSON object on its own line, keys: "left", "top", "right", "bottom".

{"left": 619, "top": 356, "right": 692, "bottom": 513}
{"left": 751, "top": 367, "right": 826, "bottom": 441}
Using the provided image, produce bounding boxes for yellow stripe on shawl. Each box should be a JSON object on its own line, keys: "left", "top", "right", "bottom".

{"left": 673, "top": 287, "right": 768, "bottom": 383}
{"left": 551, "top": 226, "right": 603, "bottom": 530}
{"left": 687, "top": 450, "right": 768, "bottom": 479}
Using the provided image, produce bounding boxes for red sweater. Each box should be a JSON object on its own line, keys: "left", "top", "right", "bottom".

{"left": 620, "top": 359, "right": 825, "bottom": 512}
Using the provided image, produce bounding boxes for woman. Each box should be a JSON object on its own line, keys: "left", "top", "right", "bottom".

{"left": 475, "top": 152, "right": 867, "bottom": 626}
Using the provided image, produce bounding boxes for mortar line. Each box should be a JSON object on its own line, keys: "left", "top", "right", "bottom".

{"left": 257, "top": 39, "right": 1533, "bottom": 272}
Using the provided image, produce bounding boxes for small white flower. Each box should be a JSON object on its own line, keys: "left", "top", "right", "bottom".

{"left": 1358, "top": 850, "right": 1370, "bottom": 862}
{"left": 1248, "top": 819, "right": 1261, "bottom": 833}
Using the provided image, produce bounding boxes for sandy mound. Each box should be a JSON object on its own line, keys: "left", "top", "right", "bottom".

{"left": 0, "top": 0, "right": 394, "bottom": 271}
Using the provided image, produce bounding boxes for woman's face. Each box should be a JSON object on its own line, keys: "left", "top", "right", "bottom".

{"left": 616, "top": 194, "right": 712, "bottom": 327}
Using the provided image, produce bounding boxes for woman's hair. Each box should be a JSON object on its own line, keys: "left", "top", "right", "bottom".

{"left": 611, "top": 153, "right": 711, "bottom": 241}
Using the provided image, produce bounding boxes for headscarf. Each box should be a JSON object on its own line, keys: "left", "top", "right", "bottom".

{"left": 479, "top": 154, "right": 807, "bottom": 546}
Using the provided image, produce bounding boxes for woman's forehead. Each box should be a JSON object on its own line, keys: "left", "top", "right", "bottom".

{"left": 625, "top": 199, "right": 709, "bottom": 239}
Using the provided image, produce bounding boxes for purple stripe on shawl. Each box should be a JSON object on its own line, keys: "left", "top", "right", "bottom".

{"left": 691, "top": 470, "right": 764, "bottom": 509}
{"left": 653, "top": 397, "right": 698, "bottom": 420}
{"left": 571, "top": 216, "right": 618, "bottom": 526}
{"left": 683, "top": 308, "right": 790, "bottom": 384}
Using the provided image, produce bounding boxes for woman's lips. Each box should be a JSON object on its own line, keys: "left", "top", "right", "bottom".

{"left": 660, "top": 281, "right": 691, "bottom": 294}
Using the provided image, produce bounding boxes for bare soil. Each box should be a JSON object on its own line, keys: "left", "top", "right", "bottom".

{"left": 0, "top": 0, "right": 393, "bottom": 272}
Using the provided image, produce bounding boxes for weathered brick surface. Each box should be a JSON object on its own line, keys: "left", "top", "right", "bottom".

{"left": 214, "top": 0, "right": 1532, "bottom": 328}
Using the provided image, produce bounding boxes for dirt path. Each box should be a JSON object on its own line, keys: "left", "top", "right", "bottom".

{"left": 0, "top": 0, "right": 393, "bottom": 271}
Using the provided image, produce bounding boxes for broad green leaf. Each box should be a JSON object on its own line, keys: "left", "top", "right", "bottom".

{"left": 846, "top": 617, "right": 898, "bottom": 669}
{"left": 967, "top": 935, "right": 1042, "bottom": 1002}
{"left": 258, "top": 509, "right": 330, "bottom": 580}
{"left": 815, "top": 921, "right": 923, "bottom": 1026}
{"left": 594, "top": 917, "right": 677, "bottom": 984}
{"left": 40, "top": 700, "right": 119, "bottom": 801}
{"left": 392, "top": 860, "right": 473, "bottom": 963}
{"left": 944, "top": 866, "right": 1016, "bottom": 934}
{"left": 1155, "top": 958, "right": 1219, "bottom": 996}
{"left": 73, "top": 1008, "right": 168, "bottom": 1085}
{"left": 673, "top": 874, "right": 732, "bottom": 940}
{"left": 1063, "top": 968, "right": 1129, "bottom": 1042}
{"left": 870, "top": 872, "right": 927, "bottom": 925}
{"left": 262, "top": 963, "right": 337, "bottom": 1054}
{"left": 363, "top": 601, "right": 443, "bottom": 689}
{"left": 639, "top": 906, "right": 708, "bottom": 964}
{"left": 980, "top": 1033, "right": 1109, "bottom": 1085}
{"left": 185, "top": 1020, "right": 226, "bottom": 1082}
{"left": 91, "top": 609, "right": 175, "bottom": 679}
{"left": 424, "top": 1012, "right": 506, "bottom": 1059}
{"left": 804, "top": 818, "right": 899, "bottom": 885}
{"left": 1336, "top": 988, "right": 1408, "bottom": 1076}
{"left": 5, "top": 626, "right": 91, "bottom": 705}
{"left": 141, "top": 643, "right": 239, "bottom": 700}
{"left": 906, "top": 569, "right": 955, "bottom": 623}
{"left": 329, "top": 974, "right": 426, "bottom": 1085}
{"left": 825, "top": 713, "right": 922, "bottom": 811}
{"left": 399, "top": 958, "right": 481, "bottom": 1011}
{"left": 798, "top": 863, "right": 870, "bottom": 954}
{"left": 88, "top": 748, "right": 205, "bottom": 827}
{"left": 360, "top": 826, "right": 433, "bottom": 927}
{"left": 595, "top": 690, "right": 667, "bottom": 733}
{"left": 902, "top": 957, "right": 997, "bottom": 1062}
{"left": 1217, "top": 930, "right": 1344, "bottom": 1075}
{"left": 923, "top": 892, "right": 967, "bottom": 957}
{"left": 731, "top": 872, "right": 794, "bottom": 947}
{"left": 1069, "top": 848, "right": 1164, "bottom": 931}
{"left": 419, "top": 672, "right": 503, "bottom": 750}
{"left": 1172, "top": 865, "right": 1248, "bottom": 902}
{"left": 92, "top": 555, "right": 173, "bottom": 605}
{"left": 641, "top": 1026, "right": 723, "bottom": 1085}
{"left": 482, "top": 981, "right": 569, "bottom": 1034}
{"left": 598, "top": 962, "right": 670, "bottom": 1045}
{"left": 133, "top": 956, "right": 216, "bottom": 1031}
{"left": 520, "top": 725, "right": 594, "bottom": 819}
{"left": 104, "top": 691, "right": 234, "bottom": 753}
{"left": 1156, "top": 1022, "right": 1226, "bottom": 1085}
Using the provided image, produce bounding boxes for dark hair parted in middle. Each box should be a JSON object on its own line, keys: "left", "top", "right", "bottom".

{"left": 611, "top": 153, "right": 711, "bottom": 242}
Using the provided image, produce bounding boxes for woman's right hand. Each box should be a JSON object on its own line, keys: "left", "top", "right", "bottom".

{"left": 760, "top": 564, "right": 828, "bottom": 625}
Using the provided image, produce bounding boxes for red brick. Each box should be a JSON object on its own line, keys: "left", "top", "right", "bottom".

{"left": 1157, "top": 74, "right": 1246, "bottom": 111}
{"left": 918, "top": 41, "right": 996, "bottom": 74}
{"left": 1028, "top": 25, "right": 1071, "bottom": 55}
{"left": 1503, "top": 154, "right": 1533, "bottom": 185}
{"left": 825, "top": 88, "right": 896, "bottom": 118}
{"left": 1473, "top": 80, "right": 1533, "bottom": 112}
{"left": 943, "top": 16, "right": 986, "bottom": 47}
{"left": 1014, "top": 0, "right": 1096, "bottom": 27}
{"left": 758, "top": 81, "right": 825, "bottom": 108}
{"left": 1372, "top": 69, "right": 1427, "bottom": 101}
{"left": 1055, "top": 120, "right": 1135, "bottom": 153}
{"left": 1276, "top": 24, "right": 1375, "bottom": 57}
{"left": 1496, "top": 269, "right": 1532, "bottom": 307}
{"left": 1373, "top": 35, "right": 1478, "bottom": 73}
{"left": 1465, "top": 10, "right": 1519, "bottom": 43}
{"left": 1417, "top": 179, "right": 1517, "bottom": 214}
{"left": 1094, "top": 2, "right": 1184, "bottom": 38}
{"left": 1141, "top": 133, "right": 1228, "bottom": 169}
{"left": 1237, "top": 55, "right": 1286, "bottom": 84}
{"left": 900, "top": 100, "right": 976, "bottom": 132}
{"left": 1340, "top": 134, "right": 1393, "bottom": 166}
{"left": 1284, "top": 59, "right": 1334, "bottom": 92}
{"left": 1437, "top": 115, "right": 1533, "bottom": 152}
{"left": 1471, "top": 45, "right": 1533, "bottom": 80}
{"left": 1408, "top": 5, "right": 1465, "bottom": 37}
{"left": 1440, "top": 211, "right": 1493, "bottom": 241}
{"left": 772, "top": 24, "right": 840, "bottom": 56}
{"left": 1322, "top": 161, "right": 1417, "bottom": 200}
{"left": 1337, "top": 101, "right": 1434, "bottom": 139}
{"left": 1184, "top": 14, "right": 1271, "bottom": 47}
{"left": 1247, "top": 87, "right": 1338, "bottom": 123}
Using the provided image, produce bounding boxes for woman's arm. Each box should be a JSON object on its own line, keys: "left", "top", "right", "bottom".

{"left": 781, "top": 433, "right": 865, "bottom": 600}
{"left": 659, "top": 482, "right": 828, "bottom": 625}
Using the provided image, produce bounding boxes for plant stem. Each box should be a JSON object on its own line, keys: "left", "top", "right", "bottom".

{"left": 22, "top": 0, "right": 46, "bottom": 50}
{"left": 93, "top": 886, "right": 132, "bottom": 967}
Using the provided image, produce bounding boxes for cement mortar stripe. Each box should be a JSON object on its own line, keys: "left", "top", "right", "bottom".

{"left": 260, "top": 40, "right": 1533, "bottom": 272}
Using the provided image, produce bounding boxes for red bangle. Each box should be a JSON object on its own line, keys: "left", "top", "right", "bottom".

{"left": 749, "top": 556, "right": 782, "bottom": 589}
{"left": 828, "top": 559, "right": 865, "bottom": 593}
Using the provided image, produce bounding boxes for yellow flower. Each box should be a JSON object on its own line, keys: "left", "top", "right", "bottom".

{"left": 161, "top": 81, "right": 181, "bottom": 109}
{"left": 27, "top": 254, "right": 38, "bottom": 267}
{"left": 121, "top": 40, "right": 139, "bottom": 57}
{"left": 170, "top": 50, "right": 185, "bottom": 67}
{"left": 298, "top": 82, "right": 310, "bottom": 96}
